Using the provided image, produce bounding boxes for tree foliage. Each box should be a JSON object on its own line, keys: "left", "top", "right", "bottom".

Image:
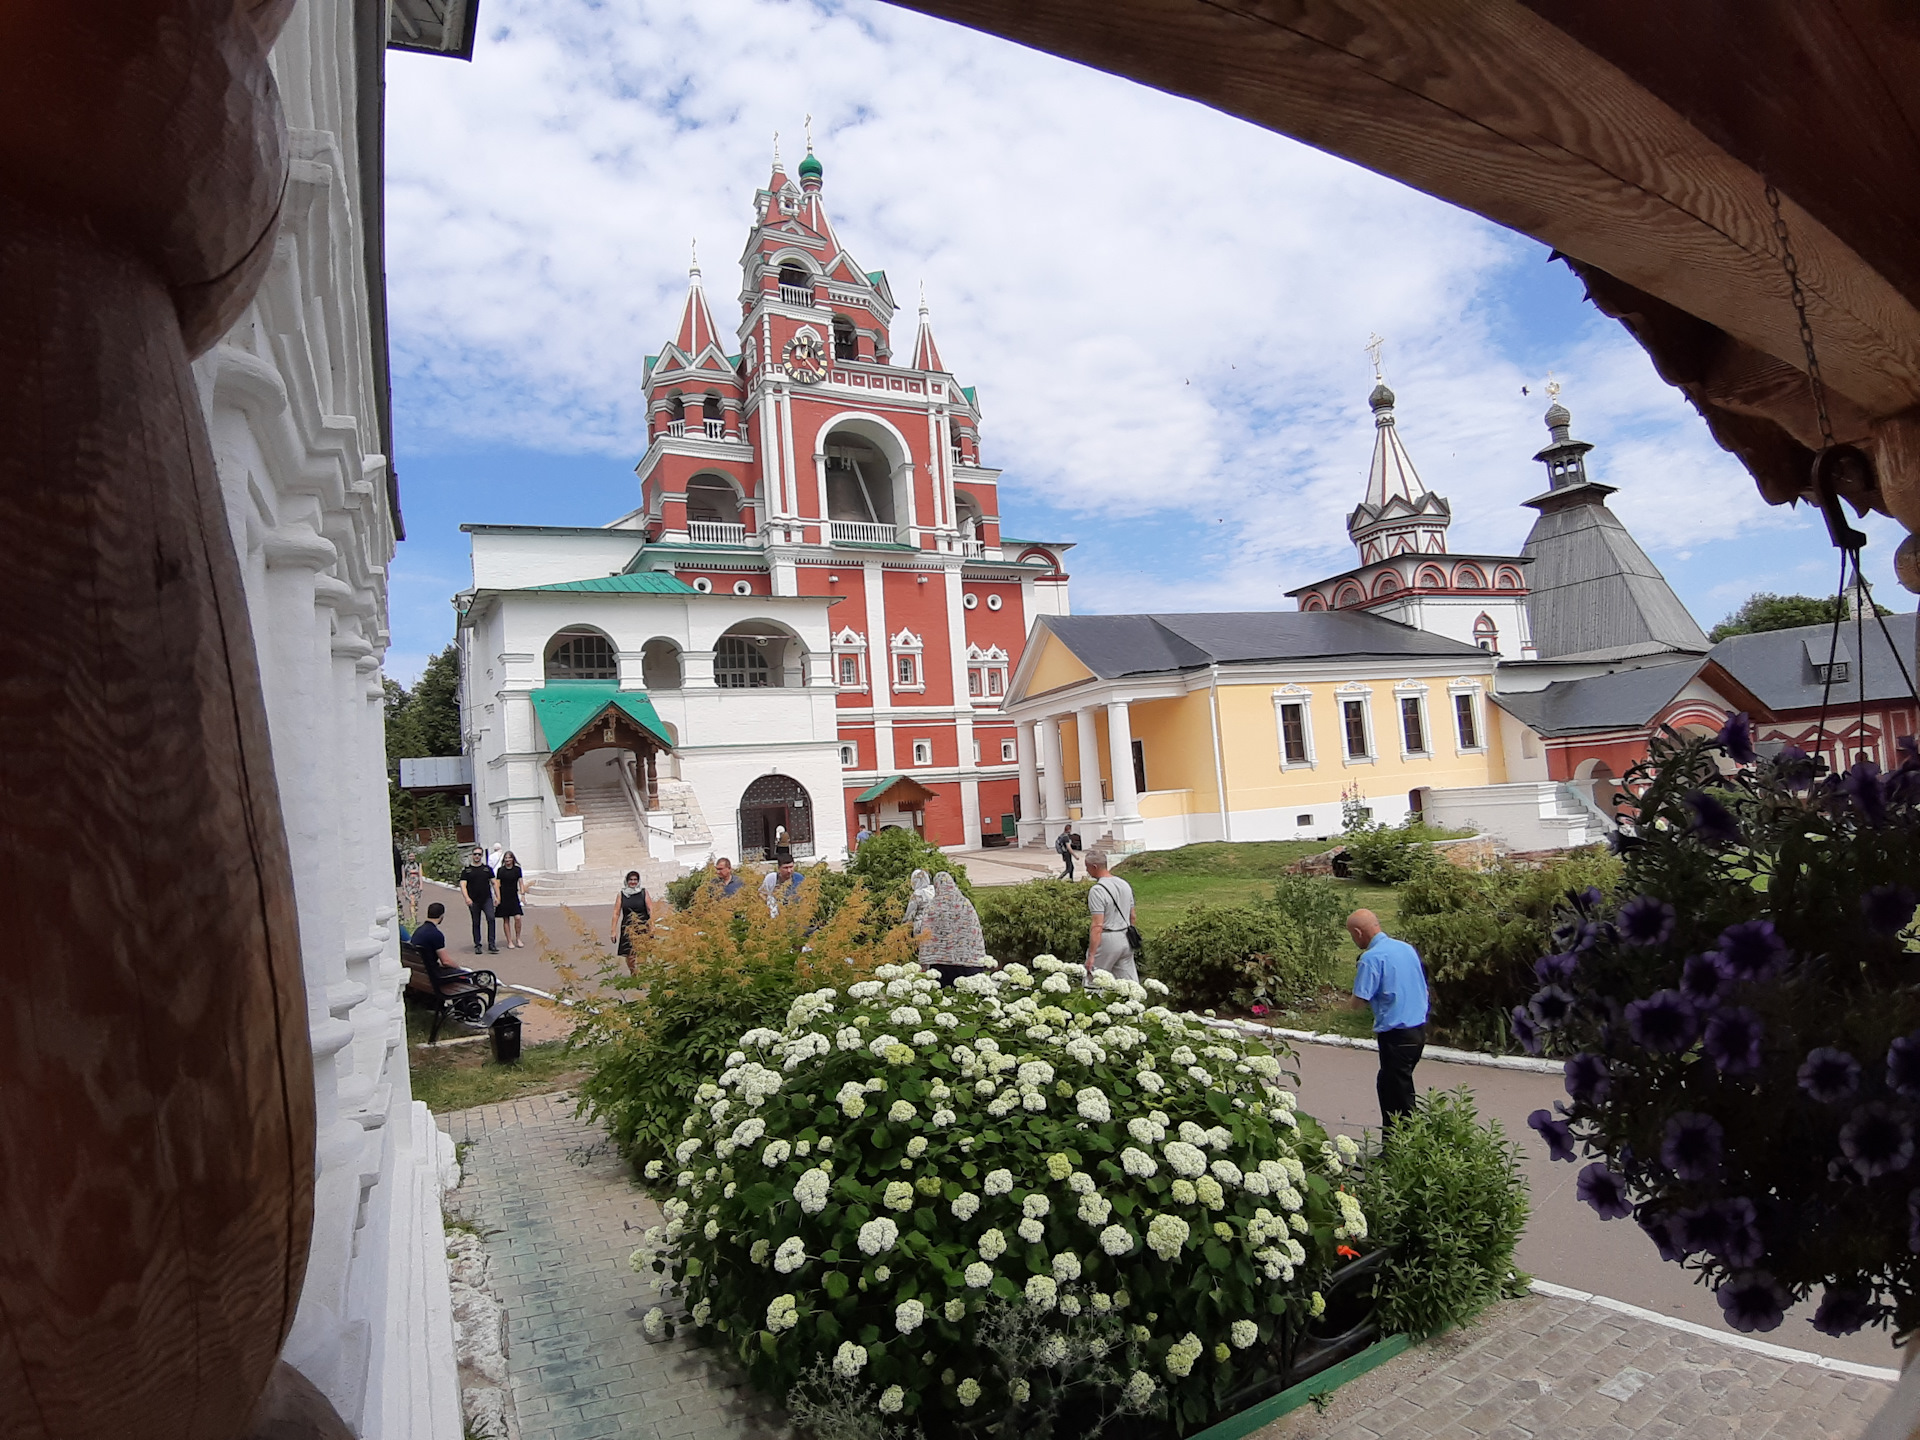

{"left": 1708, "top": 592, "right": 1885, "bottom": 643}
{"left": 384, "top": 643, "right": 462, "bottom": 838}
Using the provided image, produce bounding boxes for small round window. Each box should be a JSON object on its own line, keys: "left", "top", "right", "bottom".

{"left": 986, "top": 594, "right": 1003, "bottom": 611}
{"left": 963, "top": 593, "right": 979, "bottom": 610}
{"left": 691, "top": 577, "right": 713, "bottom": 593}
{"left": 733, "top": 579, "right": 753, "bottom": 596}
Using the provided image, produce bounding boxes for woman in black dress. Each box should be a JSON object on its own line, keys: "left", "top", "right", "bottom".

{"left": 496, "top": 851, "right": 527, "bottom": 949}
{"left": 611, "top": 869, "right": 650, "bottom": 972}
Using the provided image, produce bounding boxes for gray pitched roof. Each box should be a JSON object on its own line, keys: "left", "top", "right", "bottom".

{"left": 1709, "top": 612, "right": 1918, "bottom": 713}
{"left": 1046, "top": 610, "right": 1489, "bottom": 681}
{"left": 1521, "top": 493, "right": 1709, "bottom": 661}
{"left": 1490, "top": 660, "right": 1703, "bottom": 737}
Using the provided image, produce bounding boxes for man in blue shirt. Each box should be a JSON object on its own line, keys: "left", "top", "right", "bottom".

{"left": 1342, "top": 908, "right": 1430, "bottom": 1129}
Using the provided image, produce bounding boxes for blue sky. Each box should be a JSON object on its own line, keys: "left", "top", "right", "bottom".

{"left": 379, "top": 0, "right": 1906, "bottom": 684}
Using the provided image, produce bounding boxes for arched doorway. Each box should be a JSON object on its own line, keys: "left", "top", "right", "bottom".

{"left": 739, "top": 773, "right": 814, "bottom": 860}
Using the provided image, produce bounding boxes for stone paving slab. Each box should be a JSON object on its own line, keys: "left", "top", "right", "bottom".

{"left": 1250, "top": 1292, "right": 1893, "bottom": 1440}
{"left": 443, "top": 1093, "right": 785, "bottom": 1440}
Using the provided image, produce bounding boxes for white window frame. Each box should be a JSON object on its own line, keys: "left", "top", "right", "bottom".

{"left": 1272, "top": 686, "right": 1315, "bottom": 771}
{"left": 831, "top": 626, "right": 868, "bottom": 694}
{"left": 972, "top": 741, "right": 981, "bottom": 763}
{"left": 1395, "top": 683, "right": 1431, "bottom": 759}
{"left": 839, "top": 743, "right": 857, "bottom": 767}
{"left": 1450, "top": 680, "right": 1487, "bottom": 754}
{"left": 1338, "top": 684, "right": 1375, "bottom": 765}
{"left": 912, "top": 739, "right": 933, "bottom": 766}
{"left": 890, "top": 628, "right": 926, "bottom": 694}
{"left": 965, "top": 643, "right": 1009, "bottom": 704}
{"left": 1000, "top": 739, "right": 1017, "bottom": 763}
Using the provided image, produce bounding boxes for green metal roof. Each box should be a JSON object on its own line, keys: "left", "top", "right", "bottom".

{"left": 866, "top": 270, "right": 885, "bottom": 285}
{"left": 856, "top": 774, "right": 936, "bottom": 803}
{"left": 961, "top": 386, "right": 977, "bottom": 405}
{"left": 530, "top": 683, "right": 675, "bottom": 752}
{"left": 528, "top": 573, "right": 697, "bottom": 594}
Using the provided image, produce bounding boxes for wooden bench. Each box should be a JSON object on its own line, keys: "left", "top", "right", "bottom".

{"left": 401, "top": 943, "right": 498, "bottom": 1043}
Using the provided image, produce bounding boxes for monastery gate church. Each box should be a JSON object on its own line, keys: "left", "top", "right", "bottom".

{"left": 458, "top": 147, "right": 1069, "bottom": 880}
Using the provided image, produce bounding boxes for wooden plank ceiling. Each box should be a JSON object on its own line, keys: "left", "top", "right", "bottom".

{"left": 886, "top": 0, "right": 1920, "bottom": 546}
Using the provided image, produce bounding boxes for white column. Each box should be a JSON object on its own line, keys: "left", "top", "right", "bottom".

{"left": 1107, "top": 699, "right": 1140, "bottom": 825}
{"left": 1075, "top": 705, "right": 1107, "bottom": 827}
{"left": 1039, "top": 715, "right": 1069, "bottom": 830}
{"left": 1017, "top": 719, "right": 1042, "bottom": 843}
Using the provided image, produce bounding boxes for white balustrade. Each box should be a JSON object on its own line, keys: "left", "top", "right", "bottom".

{"left": 687, "top": 520, "right": 748, "bottom": 545}
{"left": 829, "top": 520, "right": 900, "bottom": 546}
{"left": 779, "top": 284, "right": 814, "bottom": 305}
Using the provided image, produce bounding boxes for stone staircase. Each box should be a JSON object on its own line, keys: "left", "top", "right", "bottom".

{"left": 530, "top": 774, "right": 683, "bottom": 906}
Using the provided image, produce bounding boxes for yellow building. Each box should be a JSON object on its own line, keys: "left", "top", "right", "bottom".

{"left": 1002, "top": 611, "right": 1503, "bottom": 850}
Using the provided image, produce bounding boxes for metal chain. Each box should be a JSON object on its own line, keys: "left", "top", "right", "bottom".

{"left": 1764, "top": 181, "right": 1838, "bottom": 450}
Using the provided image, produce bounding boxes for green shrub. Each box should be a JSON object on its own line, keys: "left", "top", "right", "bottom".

{"left": 1112, "top": 840, "right": 1334, "bottom": 880}
{"left": 419, "top": 837, "right": 463, "bottom": 884}
{"left": 666, "top": 866, "right": 711, "bottom": 910}
{"left": 1359, "top": 1088, "right": 1529, "bottom": 1338}
{"left": 1147, "top": 890, "right": 1343, "bottom": 1014}
{"left": 976, "top": 879, "right": 1092, "bottom": 966}
{"left": 1338, "top": 821, "right": 1473, "bottom": 885}
{"left": 567, "top": 876, "right": 914, "bottom": 1169}
{"left": 1397, "top": 850, "right": 1622, "bottom": 1051}
{"left": 633, "top": 959, "right": 1364, "bottom": 1434}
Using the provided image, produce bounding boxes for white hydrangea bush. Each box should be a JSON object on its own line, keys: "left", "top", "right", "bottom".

{"left": 633, "top": 957, "right": 1363, "bottom": 1431}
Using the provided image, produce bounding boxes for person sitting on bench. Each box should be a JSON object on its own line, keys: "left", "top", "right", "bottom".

{"left": 414, "top": 902, "right": 476, "bottom": 992}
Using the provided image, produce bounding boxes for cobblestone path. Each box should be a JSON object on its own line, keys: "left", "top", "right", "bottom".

{"left": 443, "top": 1094, "right": 785, "bottom": 1440}
{"left": 1252, "top": 1290, "right": 1893, "bottom": 1440}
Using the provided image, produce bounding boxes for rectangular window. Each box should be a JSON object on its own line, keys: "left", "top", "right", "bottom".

{"left": 897, "top": 655, "right": 916, "bottom": 686}
{"left": 1001, "top": 739, "right": 1017, "bottom": 763}
{"left": 1132, "top": 738, "right": 1148, "bottom": 795}
{"left": 968, "top": 669, "right": 982, "bottom": 696}
{"left": 1279, "top": 702, "right": 1309, "bottom": 765}
{"left": 1401, "top": 696, "right": 1426, "bottom": 754}
{"left": 912, "top": 740, "right": 932, "bottom": 766}
{"left": 1455, "top": 693, "right": 1480, "bottom": 750}
{"left": 838, "top": 654, "right": 860, "bottom": 686}
{"left": 1343, "top": 700, "right": 1370, "bottom": 759}
{"left": 988, "top": 670, "right": 1004, "bottom": 696}
{"left": 1295, "top": 813, "right": 1314, "bottom": 826}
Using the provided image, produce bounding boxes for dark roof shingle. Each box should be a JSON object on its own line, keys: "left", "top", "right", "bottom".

{"left": 1046, "top": 611, "right": 1489, "bottom": 680}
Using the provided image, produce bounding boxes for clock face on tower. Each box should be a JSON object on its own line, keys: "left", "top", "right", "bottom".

{"left": 783, "top": 327, "right": 829, "bottom": 384}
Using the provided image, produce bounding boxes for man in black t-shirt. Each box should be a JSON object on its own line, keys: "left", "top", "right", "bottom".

{"left": 412, "top": 902, "right": 474, "bottom": 991}
{"left": 460, "top": 847, "right": 498, "bottom": 954}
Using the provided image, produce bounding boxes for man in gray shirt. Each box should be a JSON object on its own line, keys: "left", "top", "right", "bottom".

{"left": 1083, "top": 850, "right": 1138, "bottom": 984}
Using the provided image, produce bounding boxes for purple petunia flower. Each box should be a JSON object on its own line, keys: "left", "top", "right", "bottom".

{"left": 1840, "top": 1103, "right": 1915, "bottom": 1180}
{"left": 1695, "top": 1197, "right": 1762, "bottom": 1266}
{"left": 1888, "top": 1034, "right": 1920, "bottom": 1100}
{"left": 1774, "top": 744, "right": 1817, "bottom": 791}
{"left": 1684, "top": 790, "right": 1743, "bottom": 844}
{"left": 1716, "top": 1272, "right": 1789, "bottom": 1333}
{"left": 1864, "top": 885, "right": 1919, "bottom": 937}
{"left": 1798, "top": 1047, "right": 1862, "bottom": 1104}
{"left": 1840, "top": 761, "right": 1889, "bottom": 824}
{"left": 1679, "top": 953, "right": 1723, "bottom": 1006}
{"left": 1716, "top": 712, "right": 1756, "bottom": 765}
{"left": 1703, "top": 1007, "right": 1764, "bottom": 1074}
{"left": 1577, "top": 1162, "right": 1633, "bottom": 1220}
{"left": 1625, "top": 989, "right": 1698, "bottom": 1054}
{"left": 1529, "top": 985, "right": 1576, "bottom": 1030}
{"left": 1534, "top": 951, "right": 1579, "bottom": 985}
{"left": 1616, "top": 895, "right": 1677, "bottom": 949}
{"left": 1564, "top": 1052, "right": 1612, "bottom": 1105}
{"left": 1638, "top": 1209, "right": 1686, "bottom": 1263}
{"left": 1811, "top": 1287, "right": 1881, "bottom": 1338}
{"left": 1510, "top": 1004, "right": 1541, "bottom": 1056}
{"left": 1527, "top": 1108, "right": 1577, "bottom": 1163}
{"left": 1710, "top": 920, "right": 1791, "bottom": 984}
{"left": 1661, "top": 1112, "right": 1724, "bottom": 1182}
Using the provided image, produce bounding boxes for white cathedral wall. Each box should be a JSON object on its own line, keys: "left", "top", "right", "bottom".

{"left": 468, "top": 527, "right": 644, "bottom": 590}
{"left": 189, "top": 4, "right": 462, "bottom": 1434}
{"left": 1375, "top": 593, "right": 1533, "bottom": 655}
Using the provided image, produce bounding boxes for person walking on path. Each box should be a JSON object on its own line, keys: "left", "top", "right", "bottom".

{"left": 495, "top": 851, "right": 527, "bottom": 949}
{"left": 1341, "top": 908, "right": 1429, "bottom": 1130}
{"left": 612, "top": 870, "right": 651, "bottom": 972}
{"left": 1084, "top": 850, "right": 1138, "bottom": 985}
{"left": 760, "top": 857, "right": 802, "bottom": 915}
{"left": 917, "top": 871, "right": 988, "bottom": 986}
{"left": 460, "top": 846, "right": 498, "bottom": 954}
{"left": 1055, "top": 827, "right": 1077, "bottom": 880}
{"left": 904, "top": 867, "right": 936, "bottom": 935}
{"left": 711, "top": 856, "right": 743, "bottom": 898}
{"left": 854, "top": 822, "right": 870, "bottom": 851}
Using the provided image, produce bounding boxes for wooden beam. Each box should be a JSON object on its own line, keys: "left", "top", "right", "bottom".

{"left": 887, "top": 0, "right": 1920, "bottom": 418}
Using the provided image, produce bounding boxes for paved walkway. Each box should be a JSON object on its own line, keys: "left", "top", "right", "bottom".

{"left": 442, "top": 1093, "right": 784, "bottom": 1440}
{"left": 439, "top": 1089, "right": 1899, "bottom": 1440}
{"left": 1250, "top": 1290, "right": 1890, "bottom": 1440}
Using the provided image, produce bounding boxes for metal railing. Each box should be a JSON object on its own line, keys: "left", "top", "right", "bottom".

{"left": 778, "top": 284, "right": 814, "bottom": 306}
{"left": 1063, "top": 780, "right": 1112, "bottom": 804}
{"left": 687, "top": 520, "right": 747, "bottom": 545}
{"left": 829, "top": 520, "right": 899, "bottom": 546}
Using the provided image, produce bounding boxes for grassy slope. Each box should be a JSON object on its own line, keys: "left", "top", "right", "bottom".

{"left": 405, "top": 1006, "right": 601, "bottom": 1112}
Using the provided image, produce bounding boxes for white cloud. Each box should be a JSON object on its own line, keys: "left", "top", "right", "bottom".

{"left": 382, "top": 0, "right": 1836, "bottom": 625}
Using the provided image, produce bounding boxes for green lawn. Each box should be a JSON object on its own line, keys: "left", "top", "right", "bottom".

{"left": 405, "top": 1005, "right": 601, "bottom": 1113}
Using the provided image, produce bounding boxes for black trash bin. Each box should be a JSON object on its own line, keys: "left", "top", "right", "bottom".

{"left": 480, "top": 995, "right": 528, "bottom": 1065}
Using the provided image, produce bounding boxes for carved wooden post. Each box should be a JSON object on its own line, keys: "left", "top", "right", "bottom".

{"left": 0, "top": 3, "right": 343, "bottom": 1436}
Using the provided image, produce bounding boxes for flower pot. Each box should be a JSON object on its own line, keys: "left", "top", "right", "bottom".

{"left": 1283, "top": 1249, "right": 1385, "bottom": 1387}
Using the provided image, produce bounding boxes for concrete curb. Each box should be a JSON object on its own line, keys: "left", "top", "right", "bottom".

{"left": 1529, "top": 1279, "right": 1900, "bottom": 1383}
{"left": 1202, "top": 1016, "right": 1565, "bottom": 1075}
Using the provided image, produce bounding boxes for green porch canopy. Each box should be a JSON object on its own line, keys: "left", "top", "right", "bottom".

{"left": 529, "top": 682, "right": 674, "bottom": 752}
{"left": 855, "top": 774, "right": 936, "bottom": 805}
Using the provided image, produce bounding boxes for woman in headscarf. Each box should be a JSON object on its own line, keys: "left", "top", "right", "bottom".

{"left": 611, "top": 869, "right": 651, "bottom": 973}
{"left": 916, "top": 871, "right": 989, "bottom": 986}
{"left": 903, "top": 868, "right": 935, "bottom": 939}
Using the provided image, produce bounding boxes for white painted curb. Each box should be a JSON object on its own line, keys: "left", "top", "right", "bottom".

{"left": 1201, "top": 1016, "right": 1564, "bottom": 1075}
